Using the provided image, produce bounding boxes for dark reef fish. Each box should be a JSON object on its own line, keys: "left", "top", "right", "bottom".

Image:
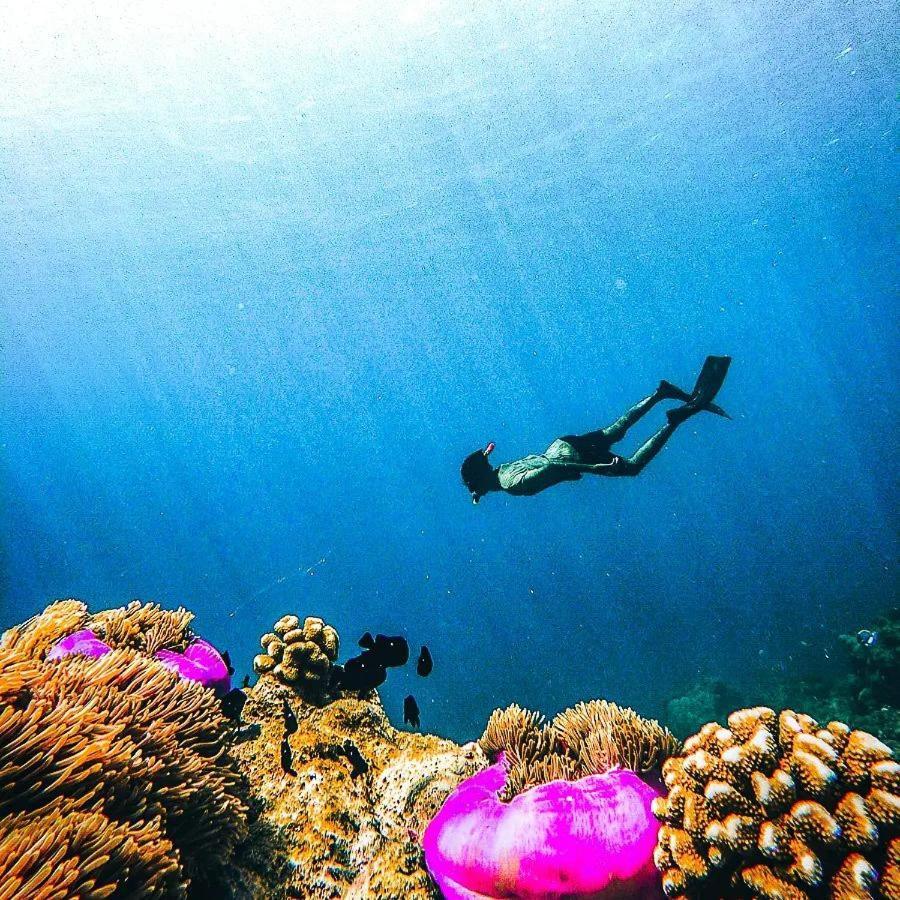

{"left": 222, "top": 649, "right": 235, "bottom": 676}
{"left": 404, "top": 694, "right": 420, "bottom": 728}
{"left": 220, "top": 688, "right": 247, "bottom": 722}
{"left": 338, "top": 652, "right": 387, "bottom": 692}
{"left": 233, "top": 722, "right": 261, "bottom": 745}
{"left": 283, "top": 698, "right": 298, "bottom": 735}
{"left": 341, "top": 739, "right": 369, "bottom": 778}
{"left": 280, "top": 735, "right": 297, "bottom": 776}
{"left": 357, "top": 633, "right": 409, "bottom": 667}
{"left": 241, "top": 674, "right": 251, "bottom": 689}
{"left": 416, "top": 645, "right": 433, "bottom": 677}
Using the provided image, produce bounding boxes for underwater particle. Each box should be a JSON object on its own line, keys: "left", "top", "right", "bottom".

{"left": 404, "top": 695, "right": 420, "bottom": 729}
{"left": 280, "top": 735, "right": 297, "bottom": 776}
{"left": 416, "top": 645, "right": 433, "bottom": 677}
{"left": 652, "top": 707, "right": 899, "bottom": 898}
{"left": 341, "top": 739, "right": 369, "bottom": 779}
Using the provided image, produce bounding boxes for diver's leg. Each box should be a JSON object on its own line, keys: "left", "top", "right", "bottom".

{"left": 599, "top": 381, "right": 693, "bottom": 444}
{"left": 611, "top": 421, "right": 681, "bottom": 476}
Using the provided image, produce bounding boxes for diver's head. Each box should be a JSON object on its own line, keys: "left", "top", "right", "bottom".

{"left": 461, "top": 442, "right": 496, "bottom": 504}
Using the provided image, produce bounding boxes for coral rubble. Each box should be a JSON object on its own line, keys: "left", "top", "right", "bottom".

{"left": 227, "top": 672, "right": 485, "bottom": 899}
{"left": 0, "top": 599, "right": 248, "bottom": 898}
{"left": 652, "top": 706, "right": 899, "bottom": 898}
{"left": 253, "top": 613, "right": 340, "bottom": 700}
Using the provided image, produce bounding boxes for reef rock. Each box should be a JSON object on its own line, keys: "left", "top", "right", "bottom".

{"left": 228, "top": 673, "right": 486, "bottom": 899}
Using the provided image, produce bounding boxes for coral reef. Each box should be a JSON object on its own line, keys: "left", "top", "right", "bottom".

{"left": 253, "top": 613, "right": 340, "bottom": 700}
{"left": 841, "top": 607, "right": 900, "bottom": 717}
{"left": 652, "top": 706, "right": 899, "bottom": 898}
{"left": 479, "top": 699, "right": 679, "bottom": 800}
{"left": 423, "top": 760, "right": 663, "bottom": 899}
{"left": 227, "top": 672, "right": 485, "bottom": 899}
{"left": 0, "top": 599, "right": 248, "bottom": 898}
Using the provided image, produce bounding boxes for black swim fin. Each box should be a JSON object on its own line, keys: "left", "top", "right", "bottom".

{"left": 670, "top": 356, "right": 732, "bottom": 422}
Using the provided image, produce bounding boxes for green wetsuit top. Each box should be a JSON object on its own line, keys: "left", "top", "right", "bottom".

{"left": 496, "top": 439, "right": 585, "bottom": 496}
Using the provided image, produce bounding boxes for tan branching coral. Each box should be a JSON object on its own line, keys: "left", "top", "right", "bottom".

{"left": 0, "top": 599, "right": 89, "bottom": 658}
{"left": 652, "top": 707, "right": 899, "bottom": 898}
{"left": 0, "top": 601, "right": 248, "bottom": 898}
{"left": 90, "top": 600, "right": 194, "bottom": 654}
{"left": 554, "top": 699, "right": 681, "bottom": 773}
{"left": 253, "top": 613, "right": 340, "bottom": 699}
{"left": 478, "top": 699, "right": 679, "bottom": 801}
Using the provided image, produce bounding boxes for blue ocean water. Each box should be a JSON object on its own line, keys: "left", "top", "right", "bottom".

{"left": 1, "top": 1, "right": 896, "bottom": 742}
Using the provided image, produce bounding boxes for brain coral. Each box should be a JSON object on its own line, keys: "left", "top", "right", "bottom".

{"left": 0, "top": 599, "right": 248, "bottom": 898}
{"left": 652, "top": 706, "right": 899, "bottom": 899}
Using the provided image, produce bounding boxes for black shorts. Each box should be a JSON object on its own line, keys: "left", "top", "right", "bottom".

{"left": 558, "top": 433, "right": 616, "bottom": 465}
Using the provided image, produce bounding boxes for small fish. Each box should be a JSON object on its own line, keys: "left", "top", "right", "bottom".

{"left": 371, "top": 634, "right": 409, "bottom": 668}
{"left": 222, "top": 650, "right": 235, "bottom": 676}
{"left": 233, "top": 722, "right": 261, "bottom": 745}
{"left": 220, "top": 688, "right": 247, "bottom": 721}
{"left": 280, "top": 735, "right": 297, "bottom": 776}
{"left": 242, "top": 674, "right": 251, "bottom": 689}
{"left": 416, "top": 645, "right": 433, "bottom": 677}
{"left": 856, "top": 629, "right": 878, "bottom": 647}
{"left": 404, "top": 694, "right": 420, "bottom": 729}
{"left": 338, "top": 652, "right": 388, "bottom": 692}
{"left": 283, "top": 698, "right": 298, "bottom": 735}
{"left": 341, "top": 739, "right": 368, "bottom": 778}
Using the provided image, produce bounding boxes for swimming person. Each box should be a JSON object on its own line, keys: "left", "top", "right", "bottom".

{"left": 461, "top": 356, "right": 731, "bottom": 503}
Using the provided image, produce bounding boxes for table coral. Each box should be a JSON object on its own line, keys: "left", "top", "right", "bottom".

{"left": 253, "top": 613, "right": 340, "bottom": 700}
{"left": 652, "top": 706, "right": 899, "bottom": 898}
{"left": 0, "top": 600, "right": 248, "bottom": 898}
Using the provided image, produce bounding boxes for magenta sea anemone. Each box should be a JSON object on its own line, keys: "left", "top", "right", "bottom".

{"left": 48, "top": 629, "right": 231, "bottom": 696}
{"left": 422, "top": 760, "right": 663, "bottom": 899}
{"left": 46, "top": 627, "right": 113, "bottom": 660}
{"left": 156, "top": 638, "right": 232, "bottom": 696}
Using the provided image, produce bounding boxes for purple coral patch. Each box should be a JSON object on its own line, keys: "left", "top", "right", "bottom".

{"left": 156, "top": 639, "right": 231, "bottom": 696}
{"left": 423, "top": 761, "right": 663, "bottom": 899}
{"left": 46, "top": 629, "right": 112, "bottom": 661}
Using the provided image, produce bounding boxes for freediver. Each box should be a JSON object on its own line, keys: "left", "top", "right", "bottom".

{"left": 461, "top": 356, "right": 731, "bottom": 503}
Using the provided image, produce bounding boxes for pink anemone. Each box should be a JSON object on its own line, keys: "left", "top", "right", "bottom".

{"left": 422, "top": 760, "right": 663, "bottom": 899}
{"left": 48, "top": 630, "right": 231, "bottom": 696}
